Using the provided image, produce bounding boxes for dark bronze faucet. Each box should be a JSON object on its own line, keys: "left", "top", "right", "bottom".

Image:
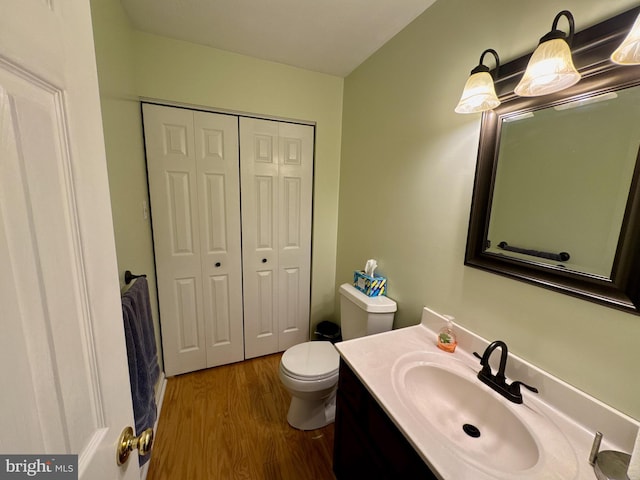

{"left": 473, "top": 340, "right": 538, "bottom": 404}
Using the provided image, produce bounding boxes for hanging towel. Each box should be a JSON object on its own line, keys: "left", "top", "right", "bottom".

{"left": 121, "top": 277, "right": 160, "bottom": 465}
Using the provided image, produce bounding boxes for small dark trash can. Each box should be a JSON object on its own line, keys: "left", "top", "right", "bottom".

{"left": 314, "top": 320, "right": 342, "bottom": 343}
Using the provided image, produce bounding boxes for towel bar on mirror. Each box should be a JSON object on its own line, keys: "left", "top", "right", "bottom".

{"left": 497, "top": 242, "right": 570, "bottom": 262}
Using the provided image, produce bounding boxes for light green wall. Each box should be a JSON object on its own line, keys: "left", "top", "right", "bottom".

{"left": 90, "top": 0, "right": 162, "bottom": 365}
{"left": 337, "top": 0, "right": 640, "bottom": 419}
{"left": 90, "top": 0, "right": 344, "bottom": 344}
{"left": 132, "top": 32, "right": 344, "bottom": 331}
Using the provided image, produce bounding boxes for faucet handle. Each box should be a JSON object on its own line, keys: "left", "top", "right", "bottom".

{"left": 473, "top": 351, "right": 494, "bottom": 378}
{"left": 510, "top": 380, "right": 539, "bottom": 395}
{"left": 473, "top": 351, "right": 486, "bottom": 370}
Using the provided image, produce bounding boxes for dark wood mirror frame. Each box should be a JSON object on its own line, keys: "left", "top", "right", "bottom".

{"left": 465, "top": 6, "right": 640, "bottom": 315}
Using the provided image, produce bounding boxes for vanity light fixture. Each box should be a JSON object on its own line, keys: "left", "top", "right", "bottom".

{"left": 611, "top": 12, "right": 640, "bottom": 64}
{"left": 514, "top": 10, "right": 581, "bottom": 97}
{"left": 455, "top": 49, "right": 500, "bottom": 114}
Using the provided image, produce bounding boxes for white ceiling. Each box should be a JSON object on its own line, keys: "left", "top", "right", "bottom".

{"left": 120, "top": 0, "right": 437, "bottom": 77}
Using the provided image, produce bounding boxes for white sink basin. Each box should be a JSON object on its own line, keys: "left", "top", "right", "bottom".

{"left": 389, "top": 349, "right": 581, "bottom": 478}
{"left": 393, "top": 352, "right": 540, "bottom": 472}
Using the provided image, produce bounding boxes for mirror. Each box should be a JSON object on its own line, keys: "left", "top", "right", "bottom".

{"left": 488, "top": 86, "right": 640, "bottom": 278}
{"left": 465, "top": 6, "right": 640, "bottom": 315}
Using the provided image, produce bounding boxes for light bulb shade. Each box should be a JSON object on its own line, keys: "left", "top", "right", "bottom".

{"left": 514, "top": 38, "right": 581, "bottom": 96}
{"left": 611, "top": 13, "right": 640, "bottom": 64}
{"left": 455, "top": 71, "right": 500, "bottom": 114}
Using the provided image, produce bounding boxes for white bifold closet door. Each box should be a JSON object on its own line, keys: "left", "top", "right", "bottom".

{"left": 240, "top": 118, "right": 313, "bottom": 359}
{"left": 144, "top": 105, "right": 313, "bottom": 374}
{"left": 144, "top": 104, "right": 244, "bottom": 376}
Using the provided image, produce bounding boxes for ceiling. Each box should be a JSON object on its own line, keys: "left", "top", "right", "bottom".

{"left": 120, "top": 0, "right": 437, "bottom": 77}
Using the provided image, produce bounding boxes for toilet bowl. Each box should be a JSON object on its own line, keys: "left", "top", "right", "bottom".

{"left": 278, "top": 341, "right": 340, "bottom": 430}
{"left": 279, "top": 283, "right": 397, "bottom": 430}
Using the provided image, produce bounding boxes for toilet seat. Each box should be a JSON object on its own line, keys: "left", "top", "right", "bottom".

{"left": 280, "top": 341, "right": 339, "bottom": 381}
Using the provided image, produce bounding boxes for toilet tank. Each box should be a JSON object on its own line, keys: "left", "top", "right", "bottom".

{"left": 339, "top": 283, "right": 397, "bottom": 340}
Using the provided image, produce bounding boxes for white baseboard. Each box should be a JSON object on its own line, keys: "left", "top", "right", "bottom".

{"left": 140, "top": 373, "right": 167, "bottom": 480}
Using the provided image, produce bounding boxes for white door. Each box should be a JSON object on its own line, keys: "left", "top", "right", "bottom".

{"left": 240, "top": 119, "right": 280, "bottom": 358}
{"left": 240, "top": 118, "right": 313, "bottom": 358}
{"left": 144, "top": 104, "right": 244, "bottom": 376}
{"left": 0, "top": 2, "right": 138, "bottom": 479}
{"left": 194, "top": 111, "right": 245, "bottom": 368}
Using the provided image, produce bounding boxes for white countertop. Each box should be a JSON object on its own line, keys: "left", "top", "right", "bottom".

{"left": 335, "top": 306, "right": 639, "bottom": 480}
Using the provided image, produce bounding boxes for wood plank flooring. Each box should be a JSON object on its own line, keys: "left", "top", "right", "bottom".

{"left": 146, "top": 353, "right": 336, "bottom": 480}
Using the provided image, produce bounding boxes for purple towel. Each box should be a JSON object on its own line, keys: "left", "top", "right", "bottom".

{"left": 122, "top": 277, "right": 160, "bottom": 465}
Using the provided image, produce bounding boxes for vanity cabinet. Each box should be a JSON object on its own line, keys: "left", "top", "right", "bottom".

{"left": 333, "top": 359, "right": 437, "bottom": 479}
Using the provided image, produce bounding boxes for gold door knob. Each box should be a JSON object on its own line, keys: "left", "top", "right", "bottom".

{"left": 116, "top": 426, "right": 154, "bottom": 466}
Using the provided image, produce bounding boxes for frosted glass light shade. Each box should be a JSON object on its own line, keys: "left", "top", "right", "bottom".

{"left": 514, "top": 38, "right": 581, "bottom": 97}
{"left": 611, "top": 13, "right": 640, "bottom": 64}
{"left": 455, "top": 71, "right": 500, "bottom": 114}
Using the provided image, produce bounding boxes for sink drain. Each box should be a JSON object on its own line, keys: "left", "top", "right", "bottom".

{"left": 463, "top": 423, "right": 481, "bottom": 438}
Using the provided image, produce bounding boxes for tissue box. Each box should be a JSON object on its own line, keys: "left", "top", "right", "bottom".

{"left": 353, "top": 271, "right": 387, "bottom": 297}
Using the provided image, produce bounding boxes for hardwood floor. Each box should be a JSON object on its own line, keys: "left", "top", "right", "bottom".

{"left": 146, "top": 353, "right": 336, "bottom": 480}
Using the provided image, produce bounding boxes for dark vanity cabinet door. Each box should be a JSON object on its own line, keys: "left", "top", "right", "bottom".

{"left": 333, "top": 359, "right": 437, "bottom": 479}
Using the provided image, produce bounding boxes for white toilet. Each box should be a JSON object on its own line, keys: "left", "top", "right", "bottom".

{"left": 279, "top": 283, "right": 397, "bottom": 430}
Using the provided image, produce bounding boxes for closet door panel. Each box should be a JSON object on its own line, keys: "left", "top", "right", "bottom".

{"left": 205, "top": 274, "right": 232, "bottom": 347}
{"left": 256, "top": 175, "right": 275, "bottom": 249}
{"left": 240, "top": 118, "right": 279, "bottom": 359}
{"left": 143, "top": 103, "right": 205, "bottom": 376}
{"left": 174, "top": 276, "right": 200, "bottom": 350}
{"left": 277, "top": 123, "right": 313, "bottom": 351}
{"left": 256, "top": 270, "right": 276, "bottom": 335}
{"left": 241, "top": 118, "right": 313, "bottom": 357}
{"left": 194, "top": 111, "right": 244, "bottom": 367}
{"left": 281, "top": 266, "right": 301, "bottom": 335}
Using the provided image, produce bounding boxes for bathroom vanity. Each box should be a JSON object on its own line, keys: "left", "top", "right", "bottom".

{"left": 333, "top": 359, "right": 437, "bottom": 478}
{"left": 333, "top": 307, "right": 639, "bottom": 480}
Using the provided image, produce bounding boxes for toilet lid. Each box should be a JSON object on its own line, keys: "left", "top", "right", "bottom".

{"left": 281, "top": 341, "right": 339, "bottom": 380}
